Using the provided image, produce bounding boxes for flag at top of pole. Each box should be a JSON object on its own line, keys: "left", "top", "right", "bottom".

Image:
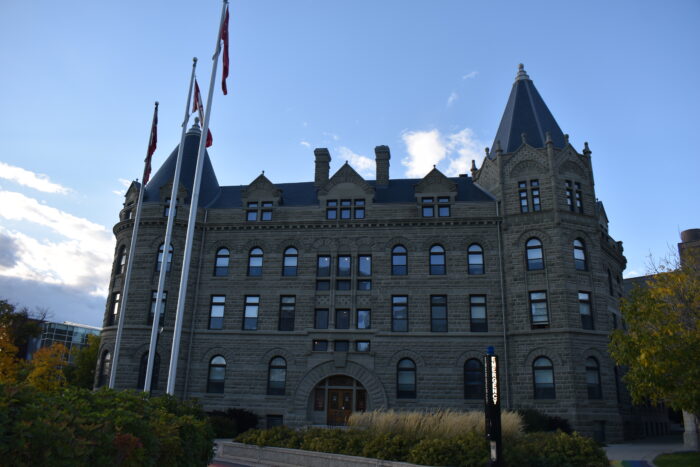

{"left": 193, "top": 79, "right": 213, "bottom": 147}
{"left": 142, "top": 101, "right": 159, "bottom": 185}
{"left": 220, "top": 4, "right": 230, "bottom": 95}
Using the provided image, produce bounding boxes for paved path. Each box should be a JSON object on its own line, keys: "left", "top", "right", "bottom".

{"left": 605, "top": 434, "right": 688, "bottom": 466}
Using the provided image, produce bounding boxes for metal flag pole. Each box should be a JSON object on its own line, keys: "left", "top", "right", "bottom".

{"left": 109, "top": 101, "right": 158, "bottom": 389}
{"left": 166, "top": 0, "right": 228, "bottom": 395}
{"left": 143, "top": 58, "right": 199, "bottom": 392}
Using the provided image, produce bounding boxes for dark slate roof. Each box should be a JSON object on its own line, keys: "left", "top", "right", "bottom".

{"left": 144, "top": 125, "right": 220, "bottom": 207}
{"left": 490, "top": 65, "right": 566, "bottom": 156}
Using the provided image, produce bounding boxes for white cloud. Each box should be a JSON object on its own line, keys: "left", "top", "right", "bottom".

{"left": 462, "top": 71, "right": 478, "bottom": 80}
{"left": 113, "top": 178, "right": 133, "bottom": 196}
{"left": 337, "top": 147, "right": 374, "bottom": 178}
{"left": 401, "top": 128, "right": 486, "bottom": 178}
{"left": 447, "top": 92, "right": 458, "bottom": 107}
{"left": 0, "top": 161, "right": 70, "bottom": 194}
{"left": 323, "top": 132, "right": 339, "bottom": 141}
{"left": 624, "top": 270, "right": 642, "bottom": 279}
{"left": 300, "top": 140, "right": 311, "bottom": 148}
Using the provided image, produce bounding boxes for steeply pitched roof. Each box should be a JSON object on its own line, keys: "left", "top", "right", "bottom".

{"left": 490, "top": 64, "right": 566, "bottom": 156}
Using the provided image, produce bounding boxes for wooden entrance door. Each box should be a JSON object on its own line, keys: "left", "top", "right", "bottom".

{"left": 327, "top": 389, "right": 353, "bottom": 425}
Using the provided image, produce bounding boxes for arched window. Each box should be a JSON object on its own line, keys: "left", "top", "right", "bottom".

{"left": 533, "top": 357, "right": 555, "bottom": 399}
{"left": 214, "top": 248, "right": 230, "bottom": 277}
{"left": 248, "top": 247, "right": 263, "bottom": 276}
{"left": 207, "top": 356, "right": 226, "bottom": 393}
{"left": 97, "top": 350, "right": 111, "bottom": 388}
{"left": 467, "top": 244, "right": 484, "bottom": 275}
{"left": 156, "top": 243, "right": 173, "bottom": 272}
{"left": 397, "top": 358, "right": 416, "bottom": 398}
{"left": 586, "top": 357, "right": 602, "bottom": 399}
{"left": 526, "top": 238, "right": 544, "bottom": 270}
{"left": 116, "top": 245, "right": 127, "bottom": 275}
{"left": 267, "top": 357, "right": 286, "bottom": 395}
{"left": 429, "top": 245, "right": 445, "bottom": 275}
{"left": 392, "top": 245, "right": 407, "bottom": 275}
{"left": 464, "top": 359, "right": 483, "bottom": 399}
{"left": 137, "top": 352, "right": 160, "bottom": 390}
{"left": 573, "top": 239, "right": 587, "bottom": 271}
{"left": 282, "top": 247, "right": 298, "bottom": 276}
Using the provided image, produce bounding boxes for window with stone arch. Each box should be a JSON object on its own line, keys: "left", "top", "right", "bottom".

{"left": 526, "top": 238, "right": 544, "bottom": 270}
{"left": 467, "top": 243, "right": 484, "bottom": 275}
{"left": 97, "top": 350, "right": 111, "bottom": 388}
{"left": 156, "top": 243, "right": 173, "bottom": 272}
{"left": 573, "top": 239, "right": 587, "bottom": 271}
{"left": 207, "top": 355, "right": 226, "bottom": 393}
{"left": 282, "top": 247, "right": 298, "bottom": 276}
{"left": 267, "top": 357, "right": 286, "bottom": 395}
{"left": 586, "top": 357, "right": 602, "bottom": 399}
{"left": 214, "top": 248, "right": 230, "bottom": 277}
{"left": 533, "top": 356, "right": 555, "bottom": 399}
{"left": 115, "top": 245, "right": 127, "bottom": 275}
{"left": 429, "top": 244, "right": 446, "bottom": 275}
{"left": 137, "top": 352, "right": 160, "bottom": 390}
{"left": 391, "top": 245, "right": 407, "bottom": 275}
{"left": 397, "top": 358, "right": 416, "bottom": 398}
{"left": 248, "top": 247, "right": 263, "bottom": 276}
{"left": 464, "top": 358, "right": 483, "bottom": 399}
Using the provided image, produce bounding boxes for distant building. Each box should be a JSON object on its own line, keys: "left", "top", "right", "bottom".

{"left": 27, "top": 321, "right": 101, "bottom": 363}
{"left": 100, "top": 65, "right": 629, "bottom": 442}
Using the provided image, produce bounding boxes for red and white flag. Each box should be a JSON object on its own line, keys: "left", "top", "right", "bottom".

{"left": 220, "top": 6, "right": 229, "bottom": 95}
{"left": 143, "top": 102, "right": 158, "bottom": 185}
{"left": 192, "top": 79, "right": 213, "bottom": 147}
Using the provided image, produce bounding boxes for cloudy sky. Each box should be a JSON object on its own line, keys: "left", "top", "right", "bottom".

{"left": 0, "top": 0, "right": 698, "bottom": 327}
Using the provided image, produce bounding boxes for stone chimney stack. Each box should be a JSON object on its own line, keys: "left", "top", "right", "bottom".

{"left": 314, "top": 148, "right": 331, "bottom": 187}
{"left": 375, "top": 145, "right": 391, "bottom": 186}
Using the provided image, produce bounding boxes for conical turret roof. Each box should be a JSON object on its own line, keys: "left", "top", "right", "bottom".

{"left": 490, "top": 64, "right": 566, "bottom": 156}
{"left": 144, "top": 122, "right": 220, "bottom": 207}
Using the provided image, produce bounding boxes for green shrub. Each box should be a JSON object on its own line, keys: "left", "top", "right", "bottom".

{"left": 209, "top": 413, "right": 238, "bottom": 438}
{"left": 235, "top": 426, "right": 302, "bottom": 449}
{"left": 407, "top": 431, "right": 488, "bottom": 467}
{"left": 361, "top": 432, "right": 415, "bottom": 461}
{"left": 505, "top": 431, "right": 608, "bottom": 467}
{"left": 518, "top": 408, "right": 572, "bottom": 433}
{"left": 208, "top": 408, "right": 258, "bottom": 438}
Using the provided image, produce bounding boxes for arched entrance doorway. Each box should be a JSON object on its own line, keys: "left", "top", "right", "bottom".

{"left": 312, "top": 375, "right": 367, "bottom": 425}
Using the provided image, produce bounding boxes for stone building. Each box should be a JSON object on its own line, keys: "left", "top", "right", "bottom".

{"left": 99, "top": 65, "right": 627, "bottom": 441}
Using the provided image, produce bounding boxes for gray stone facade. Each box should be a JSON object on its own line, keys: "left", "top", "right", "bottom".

{"left": 99, "top": 66, "right": 628, "bottom": 442}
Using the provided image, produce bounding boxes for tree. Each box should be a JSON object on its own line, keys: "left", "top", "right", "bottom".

{"left": 25, "top": 342, "right": 69, "bottom": 392}
{"left": 609, "top": 251, "right": 700, "bottom": 415}
{"left": 0, "top": 299, "right": 45, "bottom": 359}
{"left": 0, "top": 330, "right": 21, "bottom": 384}
{"left": 65, "top": 334, "right": 101, "bottom": 389}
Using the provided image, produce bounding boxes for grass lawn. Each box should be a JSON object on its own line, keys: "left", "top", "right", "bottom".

{"left": 654, "top": 452, "right": 700, "bottom": 467}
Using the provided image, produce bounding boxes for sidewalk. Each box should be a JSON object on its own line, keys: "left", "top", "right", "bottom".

{"left": 605, "top": 434, "right": 688, "bottom": 467}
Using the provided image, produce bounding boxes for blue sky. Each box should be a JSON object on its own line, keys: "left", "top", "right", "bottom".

{"left": 0, "top": 0, "right": 698, "bottom": 327}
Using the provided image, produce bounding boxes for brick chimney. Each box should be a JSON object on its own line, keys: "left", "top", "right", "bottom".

{"left": 314, "top": 148, "right": 331, "bottom": 187}
{"left": 375, "top": 145, "right": 390, "bottom": 186}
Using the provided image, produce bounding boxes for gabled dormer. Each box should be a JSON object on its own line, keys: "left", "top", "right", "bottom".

{"left": 319, "top": 162, "right": 374, "bottom": 220}
{"left": 241, "top": 173, "right": 281, "bottom": 221}
{"left": 414, "top": 167, "right": 457, "bottom": 218}
{"left": 120, "top": 181, "right": 140, "bottom": 221}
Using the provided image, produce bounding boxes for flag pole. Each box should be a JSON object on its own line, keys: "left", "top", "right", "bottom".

{"left": 109, "top": 101, "right": 158, "bottom": 389}
{"left": 166, "top": 0, "right": 228, "bottom": 395}
{"left": 143, "top": 58, "right": 198, "bottom": 392}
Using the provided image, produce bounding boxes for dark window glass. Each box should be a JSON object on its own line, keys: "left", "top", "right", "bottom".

{"left": 438, "top": 205, "right": 450, "bottom": 217}
{"left": 358, "top": 255, "right": 372, "bottom": 276}
{"left": 148, "top": 291, "right": 166, "bottom": 326}
{"left": 397, "top": 358, "right": 416, "bottom": 398}
{"left": 392, "top": 245, "right": 407, "bottom": 275}
{"left": 246, "top": 210, "right": 257, "bottom": 221}
{"left": 430, "top": 245, "right": 446, "bottom": 275}
{"left": 470, "top": 295, "right": 487, "bottom": 332}
{"left": 336, "top": 279, "right": 351, "bottom": 291}
{"left": 207, "top": 356, "right": 226, "bottom": 393}
{"left": 248, "top": 247, "right": 263, "bottom": 276}
{"left": 608, "top": 270, "right": 614, "bottom": 296}
{"left": 209, "top": 295, "right": 225, "bottom": 330}
{"left": 526, "top": 238, "right": 544, "bottom": 270}
{"left": 314, "top": 309, "right": 329, "bottom": 329}
{"left": 243, "top": 295, "right": 259, "bottom": 330}
{"left": 579, "top": 291, "right": 593, "bottom": 330}
{"left": 163, "top": 198, "right": 176, "bottom": 217}
{"left": 530, "top": 180, "right": 539, "bottom": 187}
{"left": 108, "top": 292, "right": 121, "bottom": 326}
{"left": 467, "top": 244, "right": 484, "bottom": 274}
{"left": 518, "top": 181, "right": 527, "bottom": 189}
{"left": 337, "top": 256, "right": 351, "bottom": 276}
{"left": 247, "top": 202, "right": 258, "bottom": 208}
{"left": 326, "top": 200, "right": 337, "bottom": 219}
{"left": 267, "top": 357, "right": 286, "bottom": 395}
{"left": 356, "top": 341, "right": 370, "bottom": 352}
{"left": 586, "top": 357, "right": 602, "bottom": 399}
{"left": 566, "top": 180, "right": 574, "bottom": 211}
{"left": 340, "top": 207, "right": 351, "bottom": 219}
{"left": 312, "top": 340, "right": 328, "bottom": 351}
{"left": 116, "top": 245, "right": 126, "bottom": 275}
{"left": 575, "top": 182, "right": 583, "bottom": 213}
{"left": 573, "top": 239, "right": 587, "bottom": 271}
{"left": 422, "top": 197, "right": 434, "bottom": 203}
{"left": 282, "top": 247, "right": 298, "bottom": 276}
{"left": 532, "top": 188, "right": 541, "bottom": 211}
{"left": 335, "top": 309, "right": 350, "bottom": 329}
{"left": 156, "top": 243, "right": 173, "bottom": 272}
{"left": 357, "top": 309, "right": 371, "bottom": 329}
{"left": 357, "top": 280, "right": 371, "bottom": 291}
{"left": 261, "top": 210, "right": 272, "bottom": 221}
{"left": 530, "top": 291, "right": 549, "bottom": 327}
{"left": 430, "top": 295, "right": 447, "bottom": 332}
{"left": 266, "top": 415, "right": 283, "bottom": 428}
{"left": 334, "top": 340, "right": 349, "bottom": 352}
{"left": 464, "top": 359, "right": 483, "bottom": 399}
{"left": 533, "top": 357, "right": 555, "bottom": 399}
{"left": 392, "top": 296, "right": 408, "bottom": 332}
{"left": 422, "top": 206, "right": 434, "bottom": 217}
{"left": 137, "top": 352, "right": 160, "bottom": 390}
{"left": 279, "top": 296, "right": 295, "bottom": 331}
{"left": 317, "top": 256, "right": 331, "bottom": 277}
{"left": 316, "top": 280, "right": 330, "bottom": 291}
{"left": 519, "top": 190, "right": 529, "bottom": 213}
{"left": 354, "top": 201, "right": 365, "bottom": 218}
{"left": 97, "top": 350, "right": 111, "bottom": 388}
{"left": 261, "top": 201, "right": 273, "bottom": 208}
{"left": 214, "top": 248, "right": 229, "bottom": 276}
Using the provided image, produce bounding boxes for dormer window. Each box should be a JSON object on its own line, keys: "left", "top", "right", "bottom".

{"left": 246, "top": 201, "right": 273, "bottom": 221}
{"left": 421, "top": 197, "right": 434, "bottom": 217}
{"left": 421, "top": 196, "right": 451, "bottom": 217}
{"left": 519, "top": 180, "right": 540, "bottom": 213}
{"left": 326, "top": 199, "right": 365, "bottom": 220}
{"left": 566, "top": 181, "right": 583, "bottom": 213}
{"left": 163, "top": 198, "right": 177, "bottom": 217}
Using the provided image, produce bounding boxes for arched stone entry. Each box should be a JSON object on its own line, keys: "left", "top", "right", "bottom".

{"left": 292, "top": 361, "right": 388, "bottom": 425}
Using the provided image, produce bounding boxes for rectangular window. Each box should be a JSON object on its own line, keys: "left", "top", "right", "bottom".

{"left": 148, "top": 291, "right": 166, "bottom": 326}
{"left": 316, "top": 280, "right": 330, "bottom": 291}
{"left": 278, "top": 296, "right": 295, "bottom": 331}
{"left": 469, "top": 295, "right": 487, "bottom": 332}
{"left": 334, "top": 340, "right": 349, "bottom": 352}
{"left": 326, "top": 200, "right": 337, "bottom": 219}
{"left": 340, "top": 207, "right": 351, "bottom": 219}
{"left": 312, "top": 340, "right": 328, "bottom": 352}
{"left": 358, "top": 255, "right": 372, "bottom": 276}
{"left": 579, "top": 291, "right": 593, "bottom": 330}
{"left": 566, "top": 180, "right": 574, "bottom": 211}
{"left": 242, "top": 295, "right": 259, "bottom": 330}
{"left": 337, "top": 256, "right": 351, "bottom": 276}
{"left": 430, "top": 295, "right": 447, "bottom": 332}
{"left": 336, "top": 280, "right": 351, "bottom": 291}
{"left": 531, "top": 180, "right": 541, "bottom": 212}
{"left": 519, "top": 189, "right": 529, "bottom": 213}
{"left": 246, "top": 210, "right": 257, "bottom": 221}
{"left": 164, "top": 198, "right": 176, "bottom": 217}
{"left": 392, "top": 296, "right": 408, "bottom": 332}
{"left": 354, "top": 199, "right": 365, "bottom": 219}
{"left": 317, "top": 256, "right": 331, "bottom": 277}
{"left": 261, "top": 210, "right": 272, "bottom": 221}
{"left": 314, "top": 388, "right": 325, "bottom": 410}
{"left": 421, "top": 197, "right": 434, "bottom": 217}
{"left": 314, "top": 309, "right": 329, "bottom": 329}
{"left": 530, "top": 291, "right": 549, "bottom": 327}
{"left": 357, "top": 309, "right": 371, "bottom": 329}
{"left": 437, "top": 196, "right": 450, "bottom": 217}
{"left": 356, "top": 341, "right": 370, "bottom": 352}
{"left": 357, "top": 280, "right": 371, "bottom": 291}
{"left": 335, "top": 309, "right": 350, "bottom": 329}
{"left": 575, "top": 182, "right": 583, "bottom": 213}
{"left": 108, "top": 292, "right": 120, "bottom": 326}
{"left": 209, "top": 295, "right": 225, "bottom": 330}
